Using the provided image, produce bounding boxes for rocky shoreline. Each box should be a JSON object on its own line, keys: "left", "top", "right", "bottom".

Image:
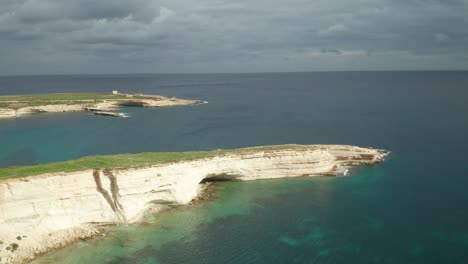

{"left": 0, "top": 145, "right": 387, "bottom": 264}
{"left": 190, "top": 182, "right": 219, "bottom": 204}
{"left": 0, "top": 92, "right": 205, "bottom": 119}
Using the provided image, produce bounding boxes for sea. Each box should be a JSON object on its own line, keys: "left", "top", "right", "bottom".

{"left": 1, "top": 71, "right": 468, "bottom": 264}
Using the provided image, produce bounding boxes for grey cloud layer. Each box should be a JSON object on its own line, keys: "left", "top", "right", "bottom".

{"left": 0, "top": 0, "right": 467, "bottom": 74}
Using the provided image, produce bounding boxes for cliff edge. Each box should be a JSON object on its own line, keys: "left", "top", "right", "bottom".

{"left": 0, "top": 145, "right": 387, "bottom": 263}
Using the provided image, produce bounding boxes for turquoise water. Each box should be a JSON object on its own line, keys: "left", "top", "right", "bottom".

{"left": 2, "top": 72, "right": 468, "bottom": 263}
{"left": 30, "top": 155, "right": 468, "bottom": 264}
{"left": 31, "top": 178, "right": 325, "bottom": 264}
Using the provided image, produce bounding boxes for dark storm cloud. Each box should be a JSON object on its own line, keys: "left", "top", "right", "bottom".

{"left": 0, "top": 0, "right": 467, "bottom": 74}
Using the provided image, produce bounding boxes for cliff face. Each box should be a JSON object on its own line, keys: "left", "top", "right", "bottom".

{"left": 0, "top": 145, "right": 386, "bottom": 263}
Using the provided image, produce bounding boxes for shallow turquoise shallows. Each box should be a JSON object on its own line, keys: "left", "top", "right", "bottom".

{"left": 2, "top": 71, "right": 468, "bottom": 263}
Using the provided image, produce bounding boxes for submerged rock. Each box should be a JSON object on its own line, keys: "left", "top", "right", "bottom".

{"left": 93, "top": 111, "right": 126, "bottom": 117}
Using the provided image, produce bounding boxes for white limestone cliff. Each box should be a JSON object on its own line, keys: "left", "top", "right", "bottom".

{"left": 0, "top": 145, "right": 387, "bottom": 263}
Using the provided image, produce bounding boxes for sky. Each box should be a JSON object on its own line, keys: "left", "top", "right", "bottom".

{"left": 0, "top": 0, "right": 467, "bottom": 75}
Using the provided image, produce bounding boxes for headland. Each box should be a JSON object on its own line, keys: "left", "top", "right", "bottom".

{"left": 0, "top": 144, "right": 387, "bottom": 263}
{"left": 0, "top": 91, "right": 204, "bottom": 119}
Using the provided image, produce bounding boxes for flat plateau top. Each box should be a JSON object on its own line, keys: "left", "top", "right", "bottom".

{"left": 0, "top": 93, "right": 161, "bottom": 109}
{"left": 0, "top": 145, "right": 378, "bottom": 181}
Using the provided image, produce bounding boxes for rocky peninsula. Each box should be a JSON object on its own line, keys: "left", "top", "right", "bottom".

{"left": 0, "top": 144, "right": 387, "bottom": 264}
{"left": 0, "top": 91, "right": 204, "bottom": 119}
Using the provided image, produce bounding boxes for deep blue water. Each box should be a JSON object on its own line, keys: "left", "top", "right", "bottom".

{"left": 1, "top": 71, "right": 468, "bottom": 263}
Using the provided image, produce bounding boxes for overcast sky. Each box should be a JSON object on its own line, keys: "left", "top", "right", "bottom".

{"left": 0, "top": 0, "right": 467, "bottom": 74}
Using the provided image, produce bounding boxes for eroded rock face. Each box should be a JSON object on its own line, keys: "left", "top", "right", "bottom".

{"left": 0, "top": 109, "right": 16, "bottom": 119}
{"left": 0, "top": 145, "right": 387, "bottom": 263}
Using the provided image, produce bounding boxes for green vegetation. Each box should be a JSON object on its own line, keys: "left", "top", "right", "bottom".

{"left": 0, "top": 93, "right": 154, "bottom": 109}
{"left": 9, "top": 243, "right": 19, "bottom": 252}
{"left": 0, "top": 145, "right": 314, "bottom": 180}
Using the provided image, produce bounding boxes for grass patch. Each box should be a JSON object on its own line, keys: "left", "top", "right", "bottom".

{"left": 0, "top": 145, "right": 315, "bottom": 181}
{"left": 0, "top": 93, "right": 122, "bottom": 102}
{"left": 0, "top": 93, "right": 154, "bottom": 109}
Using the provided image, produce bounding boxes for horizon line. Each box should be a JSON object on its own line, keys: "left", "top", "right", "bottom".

{"left": 1, "top": 69, "right": 467, "bottom": 77}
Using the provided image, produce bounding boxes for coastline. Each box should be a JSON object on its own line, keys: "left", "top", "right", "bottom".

{"left": 29, "top": 181, "right": 221, "bottom": 264}
{"left": 0, "top": 92, "right": 205, "bottom": 119}
{"left": 0, "top": 145, "right": 387, "bottom": 264}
